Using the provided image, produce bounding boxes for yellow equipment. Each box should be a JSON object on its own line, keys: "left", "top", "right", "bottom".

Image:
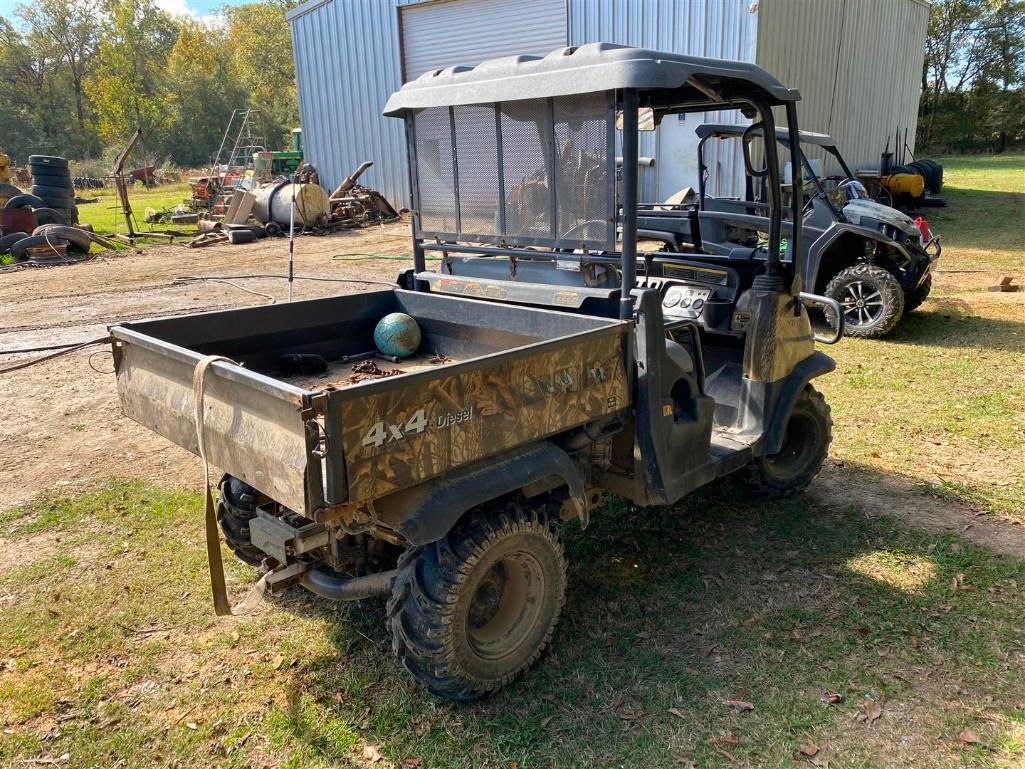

{"left": 0, "top": 151, "right": 10, "bottom": 185}
{"left": 880, "top": 172, "right": 925, "bottom": 199}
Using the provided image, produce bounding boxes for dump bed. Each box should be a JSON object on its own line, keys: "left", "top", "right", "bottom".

{"left": 111, "top": 289, "right": 631, "bottom": 516}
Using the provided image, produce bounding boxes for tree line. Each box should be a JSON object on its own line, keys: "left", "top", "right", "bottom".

{"left": 0, "top": 0, "right": 298, "bottom": 170}
{"left": 919, "top": 0, "right": 1025, "bottom": 154}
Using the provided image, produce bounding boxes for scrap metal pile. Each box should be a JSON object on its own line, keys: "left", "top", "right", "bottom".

{"left": 326, "top": 161, "right": 400, "bottom": 228}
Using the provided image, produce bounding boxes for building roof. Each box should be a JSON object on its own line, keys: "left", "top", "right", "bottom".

{"left": 695, "top": 123, "right": 837, "bottom": 148}
{"left": 383, "top": 42, "right": 800, "bottom": 115}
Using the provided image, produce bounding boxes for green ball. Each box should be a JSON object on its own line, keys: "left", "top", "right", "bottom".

{"left": 374, "top": 312, "right": 421, "bottom": 358}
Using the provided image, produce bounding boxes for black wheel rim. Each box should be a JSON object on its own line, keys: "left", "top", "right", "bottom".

{"left": 839, "top": 280, "right": 885, "bottom": 328}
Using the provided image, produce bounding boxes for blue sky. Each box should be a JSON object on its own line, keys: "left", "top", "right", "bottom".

{"left": 0, "top": 0, "right": 249, "bottom": 24}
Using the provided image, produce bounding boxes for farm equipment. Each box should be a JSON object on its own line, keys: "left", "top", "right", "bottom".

{"left": 110, "top": 44, "right": 841, "bottom": 701}
{"left": 635, "top": 124, "right": 940, "bottom": 337}
{"left": 327, "top": 161, "right": 400, "bottom": 227}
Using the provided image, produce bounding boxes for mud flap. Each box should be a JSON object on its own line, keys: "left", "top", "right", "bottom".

{"left": 193, "top": 354, "right": 268, "bottom": 616}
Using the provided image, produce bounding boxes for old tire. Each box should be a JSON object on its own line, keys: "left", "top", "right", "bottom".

{"left": 216, "top": 475, "right": 265, "bottom": 567}
{"left": 0, "top": 232, "right": 28, "bottom": 254}
{"left": 905, "top": 274, "right": 932, "bottom": 312}
{"left": 31, "top": 208, "right": 68, "bottom": 227}
{"left": 32, "top": 224, "right": 92, "bottom": 254}
{"left": 3, "top": 194, "right": 46, "bottom": 210}
{"left": 737, "top": 386, "right": 832, "bottom": 499}
{"left": 10, "top": 234, "right": 70, "bottom": 260}
{"left": 28, "top": 155, "right": 69, "bottom": 170}
{"left": 388, "top": 502, "right": 567, "bottom": 701}
{"left": 825, "top": 263, "right": 904, "bottom": 338}
{"left": 32, "top": 186, "right": 75, "bottom": 204}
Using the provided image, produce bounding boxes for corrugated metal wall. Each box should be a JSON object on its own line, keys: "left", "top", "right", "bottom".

{"left": 756, "top": 0, "right": 929, "bottom": 173}
{"left": 287, "top": 0, "right": 409, "bottom": 205}
{"left": 288, "top": 0, "right": 926, "bottom": 208}
{"left": 568, "top": 0, "right": 760, "bottom": 200}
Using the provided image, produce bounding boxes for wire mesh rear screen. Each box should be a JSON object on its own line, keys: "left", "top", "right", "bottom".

{"left": 410, "top": 93, "right": 614, "bottom": 250}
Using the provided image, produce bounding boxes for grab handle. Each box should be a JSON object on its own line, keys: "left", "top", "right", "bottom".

{"left": 798, "top": 292, "right": 844, "bottom": 344}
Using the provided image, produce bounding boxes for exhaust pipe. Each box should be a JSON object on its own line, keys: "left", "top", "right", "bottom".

{"left": 299, "top": 567, "right": 397, "bottom": 601}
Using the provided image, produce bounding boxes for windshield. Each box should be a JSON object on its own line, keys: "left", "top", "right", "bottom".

{"left": 826, "top": 179, "right": 870, "bottom": 207}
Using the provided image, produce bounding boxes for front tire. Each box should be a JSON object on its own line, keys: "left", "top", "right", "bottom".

{"left": 904, "top": 274, "right": 932, "bottom": 312}
{"left": 387, "top": 502, "right": 567, "bottom": 701}
{"left": 737, "top": 386, "right": 832, "bottom": 499}
{"left": 825, "top": 263, "right": 904, "bottom": 338}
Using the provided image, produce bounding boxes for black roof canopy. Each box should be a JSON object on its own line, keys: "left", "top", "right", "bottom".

{"left": 383, "top": 42, "right": 800, "bottom": 116}
{"left": 695, "top": 122, "right": 836, "bottom": 148}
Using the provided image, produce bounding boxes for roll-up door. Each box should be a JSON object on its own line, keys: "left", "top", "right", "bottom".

{"left": 401, "top": 0, "right": 568, "bottom": 82}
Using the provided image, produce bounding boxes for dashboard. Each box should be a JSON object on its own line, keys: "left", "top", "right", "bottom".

{"left": 638, "top": 260, "right": 740, "bottom": 333}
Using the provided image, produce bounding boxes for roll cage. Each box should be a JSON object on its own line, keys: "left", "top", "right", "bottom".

{"left": 383, "top": 43, "right": 807, "bottom": 319}
{"left": 694, "top": 122, "right": 857, "bottom": 218}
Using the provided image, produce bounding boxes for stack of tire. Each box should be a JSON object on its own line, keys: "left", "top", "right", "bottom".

{"left": 29, "top": 155, "right": 79, "bottom": 224}
{"left": 0, "top": 223, "right": 92, "bottom": 263}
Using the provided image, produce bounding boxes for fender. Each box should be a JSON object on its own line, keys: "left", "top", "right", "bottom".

{"left": 764, "top": 351, "right": 836, "bottom": 454}
{"left": 374, "top": 442, "right": 588, "bottom": 546}
{"left": 804, "top": 222, "right": 913, "bottom": 290}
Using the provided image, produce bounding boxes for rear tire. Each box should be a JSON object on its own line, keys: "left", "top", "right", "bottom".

{"left": 216, "top": 475, "right": 265, "bottom": 566}
{"left": 825, "top": 263, "right": 904, "bottom": 338}
{"left": 387, "top": 502, "right": 567, "bottom": 701}
{"left": 737, "top": 386, "right": 832, "bottom": 499}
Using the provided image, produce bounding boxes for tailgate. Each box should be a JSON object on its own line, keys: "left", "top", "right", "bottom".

{"left": 111, "top": 326, "right": 319, "bottom": 513}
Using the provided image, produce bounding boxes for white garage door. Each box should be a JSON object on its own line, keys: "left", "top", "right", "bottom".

{"left": 401, "top": 0, "right": 568, "bottom": 82}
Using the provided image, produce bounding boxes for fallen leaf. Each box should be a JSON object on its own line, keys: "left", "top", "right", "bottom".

{"left": 271, "top": 655, "right": 285, "bottom": 670}
{"left": 363, "top": 744, "right": 383, "bottom": 764}
{"left": 861, "top": 699, "right": 884, "bottom": 725}
{"left": 821, "top": 691, "right": 843, "bottom": 705}
{"left": 186, "top": 722, "right": 198, "bottom": 731}
{"left": 720, "top": 730, "right": 740, "bottom": 745}
{"left": 402, "top": 758, "right": 421, "bottom": 768}
{"left": 799, "top": 740, "right": 819, "bottom": 757}
{"left": 724, "top": 699, "right": 755, "bottom": 711}
{"left": 810, "top": 752, "right": 829, "bottom": 767}
{"left": 540, "top": 715, "right": 554, "bottom": 728}
{"left": 957, "top": 729, "right": 981, "bottom": 745}
{"left": 668, "top": 707, "right": 686, "bottom": 720}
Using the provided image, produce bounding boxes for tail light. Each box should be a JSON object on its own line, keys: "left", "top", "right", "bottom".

{"left": 914, "top": 216, "right": 932, "bottom": 244}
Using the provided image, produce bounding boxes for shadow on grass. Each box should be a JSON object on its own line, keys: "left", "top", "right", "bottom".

{"left": 882, "top": 297, "right": 1025, "bottom": 352}
{"left": 269, "top": 477, "right": 1025, "bottom": 768}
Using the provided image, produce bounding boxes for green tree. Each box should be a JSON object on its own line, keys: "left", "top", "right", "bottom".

{"left": 85, "top": 0, "right": 177, "bottom": 152}
{"left": 162, "top": 20, "right": 247, "bottom": 166}
{"left": 15, "top": 0, "right": 101, "bottom": 156}
{"left": 224, "top": 0, "right": 299, "bottom": 150}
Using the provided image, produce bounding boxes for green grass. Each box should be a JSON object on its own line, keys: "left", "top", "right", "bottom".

{"left": 1, "top": 481, "right": 1024, "bottom": 768}
{"left": 1, "top": 156, "right": 1022, "bottom": 768}
{"left": 818, "top": 154, "right": 1025, "bottom": 522}
{"left": 75, "top": 182, "right": 198, "bottom": 241}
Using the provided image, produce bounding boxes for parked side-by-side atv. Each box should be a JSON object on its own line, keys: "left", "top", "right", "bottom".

{"left": 111, "top": 44, "right": 843, "bottom": 701}
{"left": 637, "top": 124, "right": 941, "bottom": 337}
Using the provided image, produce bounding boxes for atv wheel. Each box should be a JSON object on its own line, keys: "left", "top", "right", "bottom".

{"left": 388, "top": 502, "right": 567, "bottom": 701}
{"left": 904, "top": 275, "right": 932, "bottom": 312}
{"left": 737, "top": 386, "right": 832, "bottom": 499}
{"left": 216, "top": 475, "right": 265, "bottom": 566}
{"left": 825, "top": 263, "right": 904, "bottom": 338}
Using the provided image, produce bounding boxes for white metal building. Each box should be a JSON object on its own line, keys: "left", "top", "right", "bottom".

{"left": 286, "top": 0, "right": 928, "bottom": 207}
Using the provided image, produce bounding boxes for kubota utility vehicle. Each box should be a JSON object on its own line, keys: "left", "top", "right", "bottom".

{"left": 111, "top": 44, "right": 842, "bottom": 701}
{"left": 636, "top": 123, "right": 941, "bottom": 337}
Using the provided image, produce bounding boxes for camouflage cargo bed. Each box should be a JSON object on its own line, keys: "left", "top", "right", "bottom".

{"left": 111, "top": 288, "right": 632, "bottom": 513}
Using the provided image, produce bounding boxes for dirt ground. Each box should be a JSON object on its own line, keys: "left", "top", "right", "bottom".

{"left": 0, "top": 223, "right": 412, "bottom": 509}
{"left": 1, "top": 221, "right": 1023, "bottom": 561}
